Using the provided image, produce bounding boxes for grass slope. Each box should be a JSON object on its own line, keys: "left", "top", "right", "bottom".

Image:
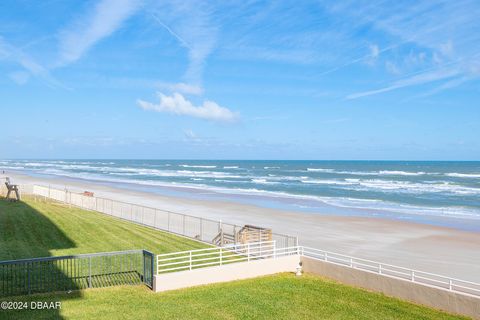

{"left": 0, "top": 197, "right": 208, "bottom": 260}
{"left": 0, "top": 198, "right": 468, "bottom": 320}
{"left": 2, "top": 273, "right": 467, "bottom": 320}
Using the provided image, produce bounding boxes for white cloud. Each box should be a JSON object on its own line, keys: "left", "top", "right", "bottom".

{"left": 184, "top": 129, "right": 197, "bottom": 139}
{"left": 385, "top": 61, "right": 401, "bottom": 75}
{"left": 137, "top": 92, "right": 238, "bottom": 122}
{"left": 57, "top": 0, "right": 140, "bottom": 66}
{"left": 157, "top": 82, "right": 203, "bottom": 95}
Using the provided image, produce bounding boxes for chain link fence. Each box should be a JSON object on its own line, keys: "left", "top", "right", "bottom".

{"left": 31, "top": 185, "right": 298, "bottom": 248}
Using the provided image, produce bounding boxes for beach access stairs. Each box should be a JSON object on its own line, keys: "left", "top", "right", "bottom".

{"left": 212, "top": 225, "right": 273, "bottom": 247}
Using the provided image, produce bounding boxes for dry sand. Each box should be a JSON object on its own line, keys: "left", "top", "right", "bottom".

{"left": 5, "top": 171, "right": 480, "bottom": 282}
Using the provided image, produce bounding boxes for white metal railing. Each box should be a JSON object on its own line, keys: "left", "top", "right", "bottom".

{"left": 156, "top": 242, "right": 480, "bottom": 298}
{"left": 156, "top": 241, "right": 299, "bottom": 274}
{"left": 300, "top": 247, "right": 480, "bottom": 298}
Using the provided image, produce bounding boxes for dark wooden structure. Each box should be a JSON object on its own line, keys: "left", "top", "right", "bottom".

{"left": 4, "top": 178, "right": 20, "bottom": 201}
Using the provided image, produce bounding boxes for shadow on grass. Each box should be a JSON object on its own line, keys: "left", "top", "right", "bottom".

{"left": 0, "top": 198, "right": 81, "bottom": 319}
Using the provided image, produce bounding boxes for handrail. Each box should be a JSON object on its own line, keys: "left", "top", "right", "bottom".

{"left": 156, "top": 242, "right": 480, "bottom": 298}
{"left": 300, "top": 247, "right": 480, "bottom": 297}
{"left": 301, "top": 246, "right": 480, "bottom": 286}
{"left": 156, "top": 240, "right": 300, "bottom": 274}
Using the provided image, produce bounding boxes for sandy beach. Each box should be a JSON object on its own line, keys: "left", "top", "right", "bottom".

{"left": 4, "top": 171, "right": 480, "bottom": 283}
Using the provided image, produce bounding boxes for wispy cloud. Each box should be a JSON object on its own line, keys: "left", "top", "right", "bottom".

{"left": 137, "top": 92, "right": 238, "bottom": 122}
{"left": 151, "top": 1, "right": 217, "bottom": 87}
{"left": 347, "top": 51, "right": 480, "bottom": 99}
{"left": 347, "top": 65, "right": 461, "bottom": 99}
{"left": 329, "top": 0, "right": 480, "bottom": 98}
{"left": 0, "top": 37, "right": 65, "bottom": 88}
{"left": 57, "top": 0, "right": 140, "bottom": 66}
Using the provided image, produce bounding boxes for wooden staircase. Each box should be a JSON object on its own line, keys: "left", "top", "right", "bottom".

{"left": 212, "top": 225, "right": 272, "bottom": 246}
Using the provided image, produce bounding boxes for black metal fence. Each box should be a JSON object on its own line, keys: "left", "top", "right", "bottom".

{"left": 0, "top": 250, "right": 154, "bottom": 297}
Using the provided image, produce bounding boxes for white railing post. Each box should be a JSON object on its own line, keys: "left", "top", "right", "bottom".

{"left": 189, "top": 251, "right": 192, "bottom": 271}
{"left": 411, "top": 271, "right": 415, "bottom": 282}
{"left": 379, "top": 264, "right": 382, "bottom": 274}
{"left": 350, "top": 258, "right": 353, "bottom": 268}
{"left": 449, "top": 279, "right": 453, "bottom": 291}
{"left": 325, "top": 252, "right": 328, "bottom": 262}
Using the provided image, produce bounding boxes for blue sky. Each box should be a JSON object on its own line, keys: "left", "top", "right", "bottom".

{"left": 0, "top": 0, "right": 479, "bottom": 160}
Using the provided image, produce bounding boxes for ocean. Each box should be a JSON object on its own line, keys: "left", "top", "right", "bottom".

{"left": 2, "top": 160, "right": 480, "bottom": 229}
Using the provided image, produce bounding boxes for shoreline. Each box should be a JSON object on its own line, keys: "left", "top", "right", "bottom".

{"left": 3, "top": 170, "right": 480, "bottom": 282}
{"left": 4, "top": 167, "right": 480, "bottom": 232}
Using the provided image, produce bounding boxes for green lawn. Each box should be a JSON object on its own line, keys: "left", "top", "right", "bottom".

{"left": 1, "top": 273, "right": 467, "bottom": 320}
{"left": 0, "top": 198, "right": 468, "bottom": 320}
{"left": 0, "top": 197, "right": 208, "bottom": 261}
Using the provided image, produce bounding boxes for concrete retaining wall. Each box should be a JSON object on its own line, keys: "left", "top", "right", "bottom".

{"left": 301, "top": 256, "right": 480, "bottom": 319}
{"left": 153, "top": 255, "right": 300, "bottom": 292}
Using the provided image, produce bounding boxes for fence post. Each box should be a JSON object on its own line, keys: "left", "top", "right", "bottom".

{"left": 143, "top": 253, "right": 146, "bottom": 283}
{"left": 379, "top": 264, "right": 382, "bottom": 274}
{"left": 449, "top": 279, "right": 453, "bottom": 291}
{"left": 219, "top": 220, "right": 223, "bottom": 247}
{"left": 189, "top": 252, "right": 192, "bottom": 271}
{"left": 411, "top": 271, "right": 415, "bottom": 282}
{"left": 27, "top": 263, "right": 31, "bottom": 294}
{"left": 183, "top": 215, "right": 186, "bottom": 235}
{"left": 88, "top": 257, "right": 92, "bottom": 288}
